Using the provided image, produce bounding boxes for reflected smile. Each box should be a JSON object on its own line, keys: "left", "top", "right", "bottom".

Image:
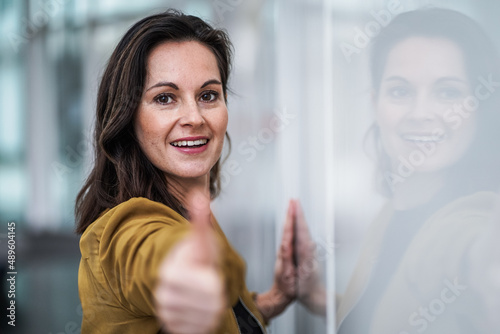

{"left": 401, "top": 133, "right": 447, "bottom": 144}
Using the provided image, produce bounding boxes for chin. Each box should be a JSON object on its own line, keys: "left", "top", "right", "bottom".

{"left": 175, "top": 166, "right": 214, "bottom": 179}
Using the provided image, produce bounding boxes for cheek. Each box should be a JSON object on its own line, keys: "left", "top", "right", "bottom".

{"left": 212, "top": 108, "right": 229, "bottom": 135}
{"left": 221, "top": 113, "right": 229, "bottom": 133}
{"left": 134, "top": 113, "right": 153, "bottom": 149}
{"left": 375, "top": 101, "right": 404, "bottom": 133}
{"left": 133, "top": 110, "right": 165, "bottom": 158}
{"left": 133, "top": 114, "right": 146, "bottom": 146}
{"left": 450, "top": 115, "right": 477, "bottom": 152}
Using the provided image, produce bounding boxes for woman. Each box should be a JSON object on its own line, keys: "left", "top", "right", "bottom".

{"left": 75, "top": 10, "right": 296, "bottom": 333}
{"left": 337, "top": 8, "right": 500, "bottom": 334}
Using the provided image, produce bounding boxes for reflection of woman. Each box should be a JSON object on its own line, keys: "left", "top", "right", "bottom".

{"left": 337, "top": 8, "right": 500, "bottom": 334}
{"left": 75, "top": 10, "right": 296, "bottom": 333}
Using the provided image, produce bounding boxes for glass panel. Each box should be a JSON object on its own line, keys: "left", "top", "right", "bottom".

{"left": 333, "top": 1, "right": 500, "bottom": 333}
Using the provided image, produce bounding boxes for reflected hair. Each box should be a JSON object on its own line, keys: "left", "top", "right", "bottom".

{"left": 75, "top": 9, "right": 233, "bottom": 234}
{"left": 368, "top": 8, "right": 500, "bottom": 197}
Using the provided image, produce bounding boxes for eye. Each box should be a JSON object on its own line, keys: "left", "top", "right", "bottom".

{"left": 154, "top": 93, "right": 174, "bottom": 105}
{"left": 200, "top": 91, "right": 219, "bottom": 103}
{"left": 436, "top": 87, "right": 464, "bottom": 100}
{"left": 388, "top": 86, "right": 411, "bottom": 99}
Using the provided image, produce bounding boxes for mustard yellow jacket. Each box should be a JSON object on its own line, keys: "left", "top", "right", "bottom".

{"left": 78, "top": 197, "right": 267, "bottom": 333}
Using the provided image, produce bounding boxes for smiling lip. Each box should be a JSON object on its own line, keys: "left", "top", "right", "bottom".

{"left": 400, "top": 132, "right": 447, "bottom": 144}
{"left": 170, "top": 136, "right": 209, "bottom": 154}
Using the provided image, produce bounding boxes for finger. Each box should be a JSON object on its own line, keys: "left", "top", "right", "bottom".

{"left": 280, "top": 200, "right": 298, "bottom": 287}
{"left": 278, "top": 200, "right": 295, "bottom": 266}
{"left": 185, "top": 187, "right": 219, "bottom": 267}
{"left": 294, "top": 200, "right": 317, "bottom": 269}
{"left": 295, "top": 199, "right": 311, "bottom": 239}
{"left": 282, "top": 199, "right": 295, "bottom": 252}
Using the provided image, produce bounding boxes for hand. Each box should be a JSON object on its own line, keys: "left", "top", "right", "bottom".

{"left": 255, "top": 200, "right": 297, "bottom": 321}
{"left": 295, "top": 200, "right": 326, "bottom": 316}
{"left": 274, "top": 199, "right": 298, "bottom": 301}
{"left": 154, "top": 188, "right": 225, "bottom": 334}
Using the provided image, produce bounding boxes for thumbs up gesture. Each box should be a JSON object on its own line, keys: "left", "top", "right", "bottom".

{"left": 154, "top": 187, "right": 225, "bottom": 334}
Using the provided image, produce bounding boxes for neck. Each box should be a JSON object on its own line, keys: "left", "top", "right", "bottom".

{"left": 166, "top": 174, "right": 211, "bottom": 211}
{"left": 392, "top": 171, "right": 445, "bottom": 210}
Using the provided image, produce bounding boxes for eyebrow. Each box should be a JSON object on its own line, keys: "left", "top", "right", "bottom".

{"left": 383, "top": 76, "right": 408, "bottom": 83}
{"left": 145, "top": 79, "right": 222, "bottom": 92}
{"left": 384, "top": 75, "right": 467, "bottom": 84}
{"left": 435, "top": 76, "right": 468, "bottom": 85}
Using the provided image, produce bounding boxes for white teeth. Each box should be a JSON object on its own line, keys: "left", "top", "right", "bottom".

{"left": 171, "top": 139, "right": 208, "bottom": 147}
{"left": 402, "top": 134, "right": 446, "bottom": 143}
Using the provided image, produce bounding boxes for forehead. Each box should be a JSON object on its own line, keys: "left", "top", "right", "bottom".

{"left": 145, "top": 40, "right": 220, "bottom": 84}
{"left": 382, "top": 36, "right": 467, "bottom": 81}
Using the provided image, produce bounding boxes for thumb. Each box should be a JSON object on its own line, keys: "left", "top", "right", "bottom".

{"left": 185, "top": 188, "right": 219, "bottom": 267}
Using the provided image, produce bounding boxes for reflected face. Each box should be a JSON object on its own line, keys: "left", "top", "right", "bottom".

{"left": 134, "top": 41, "right": 228, "bottom": 183}
{"left": 375, "top": 37, "right": 477, "bottom": 173}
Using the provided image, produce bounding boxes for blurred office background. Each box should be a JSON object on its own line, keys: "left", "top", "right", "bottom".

{"left": 1, "top": 0, "right": 499, "bottom": 333}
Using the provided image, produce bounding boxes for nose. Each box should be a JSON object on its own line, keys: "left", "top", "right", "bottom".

{"left": 179, "top": 100, "right": 205, "bottom": 127}
{"left": 407, "top": 92, "right": 436, "bottom": 122}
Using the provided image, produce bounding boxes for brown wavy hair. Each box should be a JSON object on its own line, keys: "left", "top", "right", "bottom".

{"left": 75, "top": 10, "right": 233, "bottom": 234}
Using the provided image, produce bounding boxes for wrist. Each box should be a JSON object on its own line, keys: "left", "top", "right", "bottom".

{"left": 299, "top": 285, "right": 326, "bottom": 316}
{"left": 255, "top": 286, "right": 294, "bottom": 322}
{"left": 270, "top": 283, "right": 295, "bottom": 308}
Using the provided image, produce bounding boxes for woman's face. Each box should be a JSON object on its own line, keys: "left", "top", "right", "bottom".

{"left": 135, "top": 41, "right": 228, "bottom": 184}
{"left": 375, "top": 37, "right": 477, "bottom": 174}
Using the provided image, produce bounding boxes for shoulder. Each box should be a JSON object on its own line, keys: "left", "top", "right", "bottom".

{"left": 432, "top": 191, "right": 499, "bottom": 220}
{"left": 96, "top": 197, "right": 185, "bottom": 227}
{"left": 404, "top": 191, "right": 499, "bottom": 283}
{"left": 411, "top": 191, "right": 500, "bottom": 250}
{"left": 80, "top": 197, "right": 189, "bottom": 249}
{"left": 423, "top": 191, "right": 499, "bottom": 233}
{"left": 103, "top": 197, "right": 186, "bottom": 222}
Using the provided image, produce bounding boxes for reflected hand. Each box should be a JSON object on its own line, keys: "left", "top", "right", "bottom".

{"left": 294, "top": 200, "right": 327, "bottom": 316}
{"left": 154, "top": 189, "right": 225, "bottom": 334}
{"left": 255, "top": 200, "right": 297, "bottom": 322}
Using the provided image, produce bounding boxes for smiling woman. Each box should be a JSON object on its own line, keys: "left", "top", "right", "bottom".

{"left": 337, "top": 8, "right": 500, "bottom": 334}
{"left": 75, "top": 10, "right": 297, "bottom": 334}
{"left": 376, "top": 36, "right": 477, "bottom": 183}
